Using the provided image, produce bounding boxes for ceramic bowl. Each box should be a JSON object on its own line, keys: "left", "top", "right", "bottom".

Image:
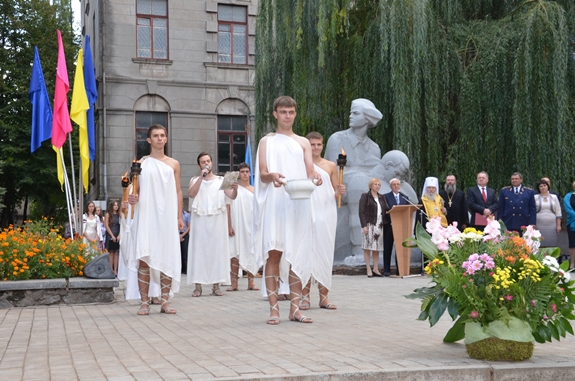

{"left": 284, "top": 179, "right": 316, "bottom": 200}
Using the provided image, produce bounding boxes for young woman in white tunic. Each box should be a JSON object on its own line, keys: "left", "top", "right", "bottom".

{"left": 187, "top": 152, "right": 238, "bottom": 296}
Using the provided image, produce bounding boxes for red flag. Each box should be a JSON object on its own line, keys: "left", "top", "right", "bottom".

{"left": 51, "top": 30, "right": 73, "bottom": 149}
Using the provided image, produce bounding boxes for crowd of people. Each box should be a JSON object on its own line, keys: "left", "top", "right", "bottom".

{"left": 78, "top": 95, "right": 575, "bottom": 324}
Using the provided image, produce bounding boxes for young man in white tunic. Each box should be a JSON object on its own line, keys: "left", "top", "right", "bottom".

{"left": 125, "top": 124, "right": 184, "bottom": 316}
{"left": 300, "top": 132, "right": 346, "bottom": 310}
{"left": 226, "top": 162, "right": 260, "bottom": 291}
{"left": 254, "top": 96, "right": 322, "bottom": 325}
{"left": 188, "top": 152, "right": 238, "bottom": 296}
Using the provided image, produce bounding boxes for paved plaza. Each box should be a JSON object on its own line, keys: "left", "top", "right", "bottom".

{"left": 1, "top": 274, "right": 574, "bottom": 380}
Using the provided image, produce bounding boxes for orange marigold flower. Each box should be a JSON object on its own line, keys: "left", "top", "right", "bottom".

{"left": 42, "top": 275, "right": 46, "bottom": 279}
{"left": 12, "top": 271, "right": 17, "bottom": 276}
{"left": 20, "top": 269, "right": 24, "bottom": 273}
{"left": 505, "top": 256, "right": 516, "bottom": 264}
{"left": 0, "top": 258, "right": 3, "bottom": 263}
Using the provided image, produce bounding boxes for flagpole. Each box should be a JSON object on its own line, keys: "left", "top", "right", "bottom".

{"left": 67, "top": 133, "right": 79, "bottom": 230}
{"left": 78, "top": 160, "right": 84, "bottom": 236}
{"left": 59, "top": 148, "right": 75, "bottom": 238}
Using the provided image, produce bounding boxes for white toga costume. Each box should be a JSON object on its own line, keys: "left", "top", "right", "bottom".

{"left": 229, "top": 186, "right": 259, "bottom": 275}
{"left": 126, "top": 157, "right": 181, "bottom": 294}
{"left": 187, "top": 176, "right": 231, "bottom": 285}
{"left": 254, "top": 133, "right": 313, "bottom": 285}
{"left": 310, "top": 164, "right": 337, "bottom": 290}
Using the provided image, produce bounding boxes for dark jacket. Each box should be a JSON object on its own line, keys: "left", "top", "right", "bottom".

{"left": 359, "top": 192, "right": 389, "bottom": 227}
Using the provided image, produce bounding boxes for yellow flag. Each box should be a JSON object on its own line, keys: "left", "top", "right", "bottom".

{"left": 54, "top": 146, "right": 64, "bottom": 190}
{"left": 70, "top": 49, "right": 90, "bottom": 193}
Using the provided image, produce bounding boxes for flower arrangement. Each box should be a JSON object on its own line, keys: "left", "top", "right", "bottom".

{"left": 0, "top": 218, "right": 97, "bottom": 281}
{"left": 406, "top": 218, "right": 575, "bottom": 360}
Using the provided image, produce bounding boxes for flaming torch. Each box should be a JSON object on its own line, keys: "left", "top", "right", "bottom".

{"left": 130, "top": 160, "right": 142, "bottom": 219}
{"left": 121, "top": 172, "right": 130, "bottom": 218}
{"left": 336, "top": 148, "right": 347, "bottom": 208}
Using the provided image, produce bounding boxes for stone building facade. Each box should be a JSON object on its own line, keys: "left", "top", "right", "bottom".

{"left": 80, "top": 0, "right": 258, "bottom": 206}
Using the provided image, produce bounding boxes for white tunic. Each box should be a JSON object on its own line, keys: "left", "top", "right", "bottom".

{"left": 127, "top": 157, "right": 181, "bottom": 294}
{"left": 254, "top": 133, "right": 313, "bottom": 285}
{"left": 310, "top": 164, "right": 337, "bottom": 289}
{"left": 187, "top": 176, "right": 231, "bottom": 285}
{"left": 229, "top": 186, "right": 260, "bottom": 275}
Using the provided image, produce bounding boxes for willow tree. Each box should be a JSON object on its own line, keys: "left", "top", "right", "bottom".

{"left": 255, "top": 0, "right": 575, "bottom": 192}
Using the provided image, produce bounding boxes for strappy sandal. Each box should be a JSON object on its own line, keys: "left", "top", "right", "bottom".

{"left": 300, "top": 294, "right": 311, "bottom": 311}
{"left": 226, "top": 277, "right": 239, "bottom": 291}
{"left": 265, "top": 274, "right": 280, "bottom": 325}
{"left": 247, "top": 275, "right": 260, "bottom": 291}
{"left": 212, "top": 284, "right": 224, "bottom": 296}
{"left": 319, "top": 285, "right": 337, "bottom": 309}
{"left": 137, "top": 300, "right": 150, "bottom": 316}
{"left": 192, "top": 284, "right": 202, "bottom": 297}
{"left": 137, "top": 266, "right": 151, "bottom": 315}
{"left": 160, "top": 298, "right": 177, "bottom": 314}
{"left": 288, "top": 273, "right": 312, "bottom": 323}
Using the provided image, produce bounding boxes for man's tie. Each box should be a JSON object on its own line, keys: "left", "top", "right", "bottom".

{"left": 481, "top": 187, "right": 487, "bottom": 203}
{"left": 395, "top": 194, "right": 400, "bottom": 205}
{"left": 515, "top": 187, "right": 519, "bottom": 195}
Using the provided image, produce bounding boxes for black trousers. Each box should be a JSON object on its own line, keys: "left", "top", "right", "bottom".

{"left": 180, "top": 233, "right": 189, "bottom": 273}
{"left": 383, "top": 223, "right": 397, "bottom": 275}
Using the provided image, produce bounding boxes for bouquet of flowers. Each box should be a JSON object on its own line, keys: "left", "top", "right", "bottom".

{"left": 406, "top": 218, "right": 575, "bottom": 360}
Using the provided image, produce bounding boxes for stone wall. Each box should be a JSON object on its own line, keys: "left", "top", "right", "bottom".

{"left": 0, "top": 278, "right": 119, "bottom": 308}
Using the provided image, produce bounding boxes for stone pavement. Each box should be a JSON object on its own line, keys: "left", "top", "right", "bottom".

{"left": 1, "top": 274, "right": 574, "bottom": 381}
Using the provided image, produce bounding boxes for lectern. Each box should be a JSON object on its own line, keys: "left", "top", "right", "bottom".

{"left": 387, "top": 205, "right": 421, "bottom": 277}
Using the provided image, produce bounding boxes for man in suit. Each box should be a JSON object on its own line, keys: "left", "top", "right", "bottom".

{"left": 439, "top": 175, "right": 469, "bottom": 231}
{"left": 383, "top": 178, "right": 410, "bottom": 276}
{"left": 467, "top": 171, "right": 499, "bottom": 231}
{"left": 498, "top": 172, "right": 536, "bottom": 233}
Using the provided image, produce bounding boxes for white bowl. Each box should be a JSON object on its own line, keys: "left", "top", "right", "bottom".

{"left": 284, "top": 179, "right": 316, "bottom": 200}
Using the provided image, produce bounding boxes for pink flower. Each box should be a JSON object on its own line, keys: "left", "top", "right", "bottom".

{"left": 469, "top": 311, "right": 479, "bottom": 319}
{"left": 479, "top": 253, "right": 491, "bottom": 262}
{"left": 462, "top": 261, "right": 470, "bottom": 269}
{"left": 504, "top": 295, "right": 513, "bottom": 301}
{"left": 531, "top": 300, "right": 537, "bottom": 307}
{"left": 484, "top": 260, "right": 495, "bottom": 269}
{"left": 471, "top": 260, "right": 483, "bottom": 271}
{"left": 551, "top": 304, "right": 557, "bottom": 313}
{"left": 468, "top": 253, "right": 479, "bottom": 262}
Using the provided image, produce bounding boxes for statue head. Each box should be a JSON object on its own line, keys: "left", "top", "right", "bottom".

{"left": 349, "top": 98, "right": 383, "bottom": 130}
{"left": 372, "top": 150, "right": 410, "bottom": 180}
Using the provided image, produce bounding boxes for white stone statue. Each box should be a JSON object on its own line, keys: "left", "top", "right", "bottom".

{"left": 326, "top": 99, "right": 417, "bottom": 262}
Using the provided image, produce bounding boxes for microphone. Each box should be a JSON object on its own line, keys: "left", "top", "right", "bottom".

{"left": 401, "top": 195, "right": 428, "bottom": 217}
{"left": 202, "top": 165, "right": 209, "bottom": 177}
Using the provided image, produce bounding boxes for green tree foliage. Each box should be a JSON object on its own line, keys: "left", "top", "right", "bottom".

{"left": 256, "top": 0, "right": 575, "bottom": 192}
{"left": 0, "top": 0, "right": 78, "bottom": 227}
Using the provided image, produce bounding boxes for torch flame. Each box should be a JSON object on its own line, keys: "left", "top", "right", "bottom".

{"left": 341, "top": 148, "right": 346, "bottom": 155}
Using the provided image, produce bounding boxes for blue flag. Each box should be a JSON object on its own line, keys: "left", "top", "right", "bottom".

{"left": 29, "top": 47, "right": 53, "bottom": 153}
{"left": 84, "top": 35, "right": 98, "bottom": 161}
{"left": 245, "top": 137, "right": 254, "bottom": 185}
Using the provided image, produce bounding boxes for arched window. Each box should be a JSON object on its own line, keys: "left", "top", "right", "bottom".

{"left": 134, "top": 95, "right": 170, "bottom": 159}
{"left": 216, "top": 98, "right": 250, "bottom": 173}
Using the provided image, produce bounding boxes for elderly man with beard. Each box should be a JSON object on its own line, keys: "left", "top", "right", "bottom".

{"left": 439, "top": 175, "right": 468, "bottom": 231}
{"left": 417, "top": 177, "right": 448, "bottom": 229}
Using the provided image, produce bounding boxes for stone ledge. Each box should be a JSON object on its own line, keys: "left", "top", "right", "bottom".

{"left": 0, "top": 277, "right": 119, "bottom": 291}
{"left": 0, "top": 277, "right": 119, "bottom": 308}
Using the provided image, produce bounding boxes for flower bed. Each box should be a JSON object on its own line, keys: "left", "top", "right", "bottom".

{"left": 406, "top": 218, "right": 575, "bottom": 360}
{"left": 0, "top": 219, "right": 96, "bottom": 281}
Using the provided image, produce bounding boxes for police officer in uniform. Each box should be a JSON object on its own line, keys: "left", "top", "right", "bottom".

{"left": 498, "top": 172, "right": 536, "bottom": 233}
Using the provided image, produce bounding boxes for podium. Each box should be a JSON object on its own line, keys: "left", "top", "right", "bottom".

{"left": 387, "top": 205, "right": 421, "bottom": 277}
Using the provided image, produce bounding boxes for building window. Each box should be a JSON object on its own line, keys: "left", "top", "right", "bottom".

{"left": 136, "top": 0, "right": 168, "bottom": 59}
{"left": 135, "top": 112, "right": 168, "bottom": 159}
{"left": 217, "top": 115, "right": 247, "bottom": 173}
{"left": 218, "top": 5, "right": 247, "bottom": 64}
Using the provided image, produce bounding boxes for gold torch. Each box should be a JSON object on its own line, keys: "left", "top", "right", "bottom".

{"left": 336, "top": 148, "right": 347, "bottom": 208}
{"left": 130, "top": 160, "right": 142, "bottom": 219}
{"left": 121, "top": 172, "right": 130, "bottom": 218}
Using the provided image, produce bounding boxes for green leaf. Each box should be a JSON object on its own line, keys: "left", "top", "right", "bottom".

{"left": 532, "top": 330, "right": 545, "bottom": 344}
{"left": 428, "top": 293, "right": 448, "bottom": 327}
{"left": 402, "top": 237, "right": 418, "bottom": 248}
{"left": 560, "top": 317, "right": 574, "bottom": 336}
{"left": 560, "top": 259, "right": 570, "bottom": 271}
{"left": 555, "top": 319, "right": 566, "bottom": 338}
{"left": 536, "top": 325, "right": 551, "bottom": 342}
{"left": 447, "top": 297, "right": 459, "bottom": 320}
{"left": 443, "top": 317, "right": 465, "bottom": 342}
{"left": 414, "top": 223, "right": 439, "bottom": 259}
{"left": 548, "top": 322, "right": 560, "bottom": 341}
{"left": 539, "top": 247, "right": 561, "bottom": 258}
{"left": 417, "top": 309, "right": 429, "bottom": 321}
